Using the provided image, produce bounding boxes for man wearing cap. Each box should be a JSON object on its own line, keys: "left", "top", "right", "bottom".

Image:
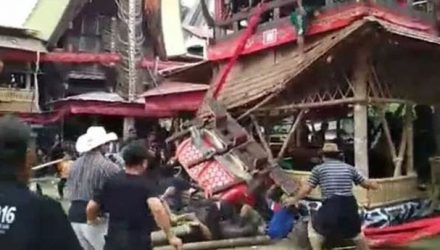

{"left": 285, "top": 143, "right": 378, "bottom": 250}
{"left": 0, "top": 116, "right": 82, "bottom": 250}
{"left": 67, "top": 126, "right": 120, "bottom": 250}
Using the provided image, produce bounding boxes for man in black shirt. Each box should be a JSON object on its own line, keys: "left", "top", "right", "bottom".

{"left": 87, "top": 142, "right": 182, "bottom": 250}
{"left": 0, "top": 116, "right": 82, "bottom": 250}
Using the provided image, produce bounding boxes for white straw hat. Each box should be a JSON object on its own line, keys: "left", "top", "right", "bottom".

{"left": 321, "top": 142, "right": 340, "bottom": 153}
{"left": 75, "top": 126, "right": 118, "bottom": 154}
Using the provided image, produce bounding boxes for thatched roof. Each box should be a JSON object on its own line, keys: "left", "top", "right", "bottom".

{"left": 208, "top": 18, "right": 440, "bottom": 111}
{"left": 212, "top": 20, "right": 366, "bottom": 110}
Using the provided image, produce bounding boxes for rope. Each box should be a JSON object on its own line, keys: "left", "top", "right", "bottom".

{"left": 210, "top": 3, "right": 267, "bottom": 101}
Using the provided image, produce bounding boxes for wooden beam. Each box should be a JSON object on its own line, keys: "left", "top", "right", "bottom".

{"left": 353, "top": 46, "right": 370, "bottom": 177}
{"left": 368, "top": 98, "right": 412, "bottom": 104}
{"left": 256, "top": 98, "right": 412, "bottom": 114}
{"left": 152, "top": 224, "right": 193, "bottom": 244}
{"left": 237, "top": 88, "right": 284, "bottom": 121}
{"left": 406, "top": 105, "right": 415, "bottom": 174}
{"left": 277, "top": 109, "right": 306, "bottom": 159}
{"left": 153, "top": 236, "right": 271, "bottom": 250}
{"left": 250, "top": 115, "right": 275, "bottom": 161}
{"left": 394, "top": 125, "right": 408, "bottom": 176}
{"left": 379, "top": 108, "right": 398, "bottom": 162}
{"left": 257, "top": 98, "right": 360, "bottom": 112}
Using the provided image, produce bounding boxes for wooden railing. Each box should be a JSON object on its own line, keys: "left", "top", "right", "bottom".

{"left": 214, "top": 0, "right": 437, "bottom": 39}
{"left": 216, "top": 0, "right": 297, "bottom": 27}
{"left": 0, "top": 87, "right": 33, "bottom": 102}
{"left": 0, "top": 87, "right": 35, "bottom": 112}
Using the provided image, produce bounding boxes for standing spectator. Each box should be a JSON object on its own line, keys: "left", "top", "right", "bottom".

{"left": 67, "top": 126, "right": 120, "bottom": 250}
{"left": 50, "top": 134, "right": 64, "bottom": 161}
{"left": 0, "top": 115, "right": 81, "bottom": 250}
{"left": 312, "top": 122, "right": 328, "bottom": 147}
{"left": 86, "top": 142, "right": 182, "bottom": 250}
{"left": 414, "top": 105, "right": 437, "bottom": 188}
{"left": 120, "top": 127, "right": 138, "bottom": 151}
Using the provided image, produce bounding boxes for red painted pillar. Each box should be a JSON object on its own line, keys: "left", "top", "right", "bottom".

{"left": 215, "top": 0, "right": 224, "bottom": 21}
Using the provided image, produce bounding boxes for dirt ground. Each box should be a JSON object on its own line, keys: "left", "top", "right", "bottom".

{"left": 35, "top": 179, "right": 440, "bottom": 250}
{"left": 218, "top": 240, "right": 293, "bottom": 250}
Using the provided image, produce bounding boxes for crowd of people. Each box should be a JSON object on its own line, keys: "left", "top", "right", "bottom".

{"left": 0, "top": 116, "right": 182, "bottom": 250}
{"left": 0, "top": 115, "right": 382, "bottom": 250}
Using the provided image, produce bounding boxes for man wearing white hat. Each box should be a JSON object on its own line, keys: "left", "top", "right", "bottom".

{"left": 67, "top": 126, "right": 120, "bottom": 250}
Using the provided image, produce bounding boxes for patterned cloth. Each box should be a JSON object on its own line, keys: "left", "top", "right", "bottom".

{"left": 308, "top": 158, "right": 365, "bottom": 200}
{"left": 67, "top": 150, "right": 120, "bottom": 202}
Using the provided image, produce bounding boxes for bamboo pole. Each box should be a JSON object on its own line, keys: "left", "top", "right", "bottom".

{"left": 31, "top": 159, "right": 64, "bottom": 171}
{"left": 153, "top": 236, "right": 271, "bottom": 250}
{"left": 394, "top": 127, "right": 408, "bottom": 177}
{"left": 237, "top": 87, "right": 284, "bottom": 121}
{"left": 151, "top": 224, "right": 193, "bottom": 245}
{"left": 253, "top": 98, "right": 410, "bottom": 115}
{"left": 257, "top": 98, "right": 359, "bottom": 112}
{"left": 250, "top": 115, "right": 275, "bottom": 161}
{"left": 352, "top": 46, "right": 370, "bottom": 177}
{"left": 277, "top": 109, "right": 305, "bottom": 159}
{"left": 379, "top": 108, "right": 398, "bottom": 164}
{"left": 406, "top": 105, "right": 414, "bottom": 174}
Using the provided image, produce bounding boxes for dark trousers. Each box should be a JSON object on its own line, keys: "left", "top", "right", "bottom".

{"left": 58, "top": 178, "right": 67, "bottom": 198}
{"left": 36, "top": 183, "right": 43, "bottom": 195}
{"left": 313, "top": 195, "right": 361, "bottom": 240}
{"left": 104, "top": 230, "right": 151, "bottom": 250}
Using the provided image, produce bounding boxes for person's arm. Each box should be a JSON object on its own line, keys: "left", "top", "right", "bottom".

{"left": 284, "top": 166, "right": 319, "bottom": 206}
{"left": 161, "top": 198, "right": 178, "bottom": 224}
{"left": 86, "top": 200, "right": 101, "bottom": 224}
{"left": 284, "top": 181, "right": 314, "bottom": 206}
{"left": 351, "top": 167, "right": 379, "bottom": 190}
{"left": 147, "top": 197, "right": 182, "bottom": 249}
{"left": 88, "top": 178, "right": 107, "bottom": 224}
{"left": 148, "top": 197, "right": 174, "bottom": 237}
{"left": 359, "top": 179, "right": 379, "bottom": 190}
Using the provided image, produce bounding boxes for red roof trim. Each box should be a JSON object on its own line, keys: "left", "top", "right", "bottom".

{"left": 0, "top": 51, "right": 191, "bottom": 71}
{"left": 208, "top": 4, "right": 438, "bottom": 61}
{"left": 142, "top": 82, "right": 209, "bottom": 97}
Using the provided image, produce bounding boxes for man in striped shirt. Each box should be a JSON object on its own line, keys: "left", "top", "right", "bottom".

{"left": 67, "top": 127, "right": 120, "bottom": 250}
{"left": 285, "top": 143, "right": 378, "bottom": 250}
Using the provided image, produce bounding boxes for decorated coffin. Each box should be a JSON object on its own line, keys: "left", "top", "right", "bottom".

{"left": 172, "top": 99, "right": 298, "bottom": 201}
